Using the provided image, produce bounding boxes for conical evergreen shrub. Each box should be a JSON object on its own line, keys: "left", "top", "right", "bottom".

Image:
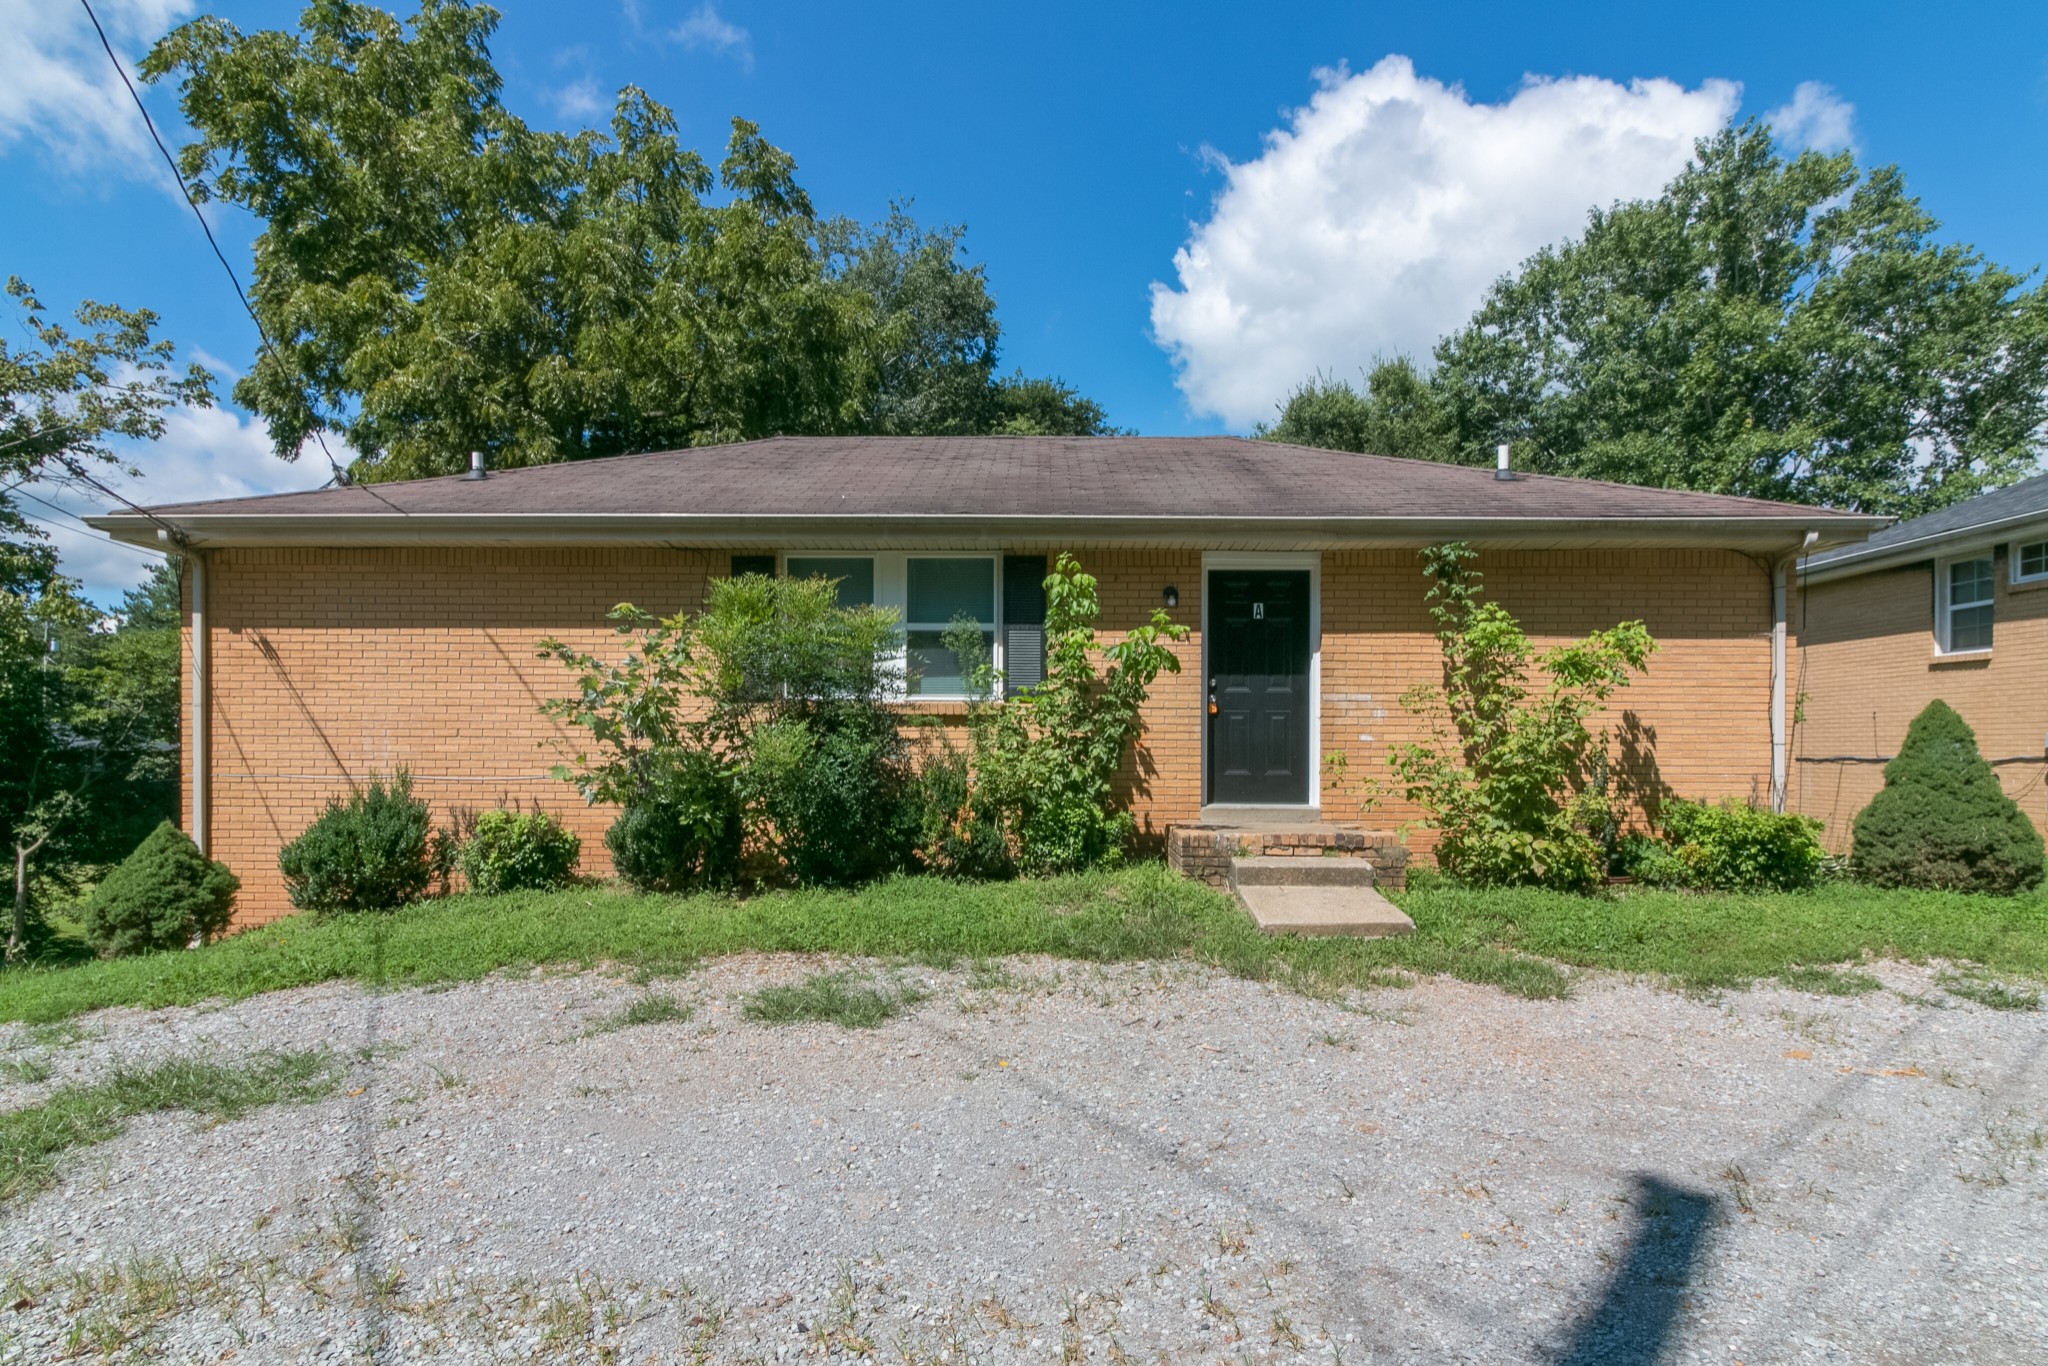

{"left": 1850, "top": 700, "right": 2044, "bottom": 893}
{"left": 82, "top": 821, "right": 240, "bottom": 957}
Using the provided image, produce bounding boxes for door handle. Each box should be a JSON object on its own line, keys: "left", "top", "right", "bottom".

{"left": 1208, "top": 677, "right": 1219, "bottom": 716}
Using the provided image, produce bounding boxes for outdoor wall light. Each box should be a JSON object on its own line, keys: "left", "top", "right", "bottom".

{"left": 1163, "top": 585, "right": 1180, "bottom": 609}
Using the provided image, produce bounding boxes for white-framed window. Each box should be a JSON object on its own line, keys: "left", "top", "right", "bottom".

{"left": 2013, "top": 540, "right": 2048, "bottom": 584}
{"left": 904, "top": 557, "right": 996, "bottom": 696}
{"left": 777, "top": 552, "right": 1006, "bottom": 698}
{"left": 1939, "top": 555, "right": 1995, "bottom": 654}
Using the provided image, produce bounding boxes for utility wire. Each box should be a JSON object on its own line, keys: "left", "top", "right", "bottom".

{"left": 13, "top": 486, "right": 169, "bottom": 560}
{"left": 77, "top": 0, "right": 412, "bottom": 520}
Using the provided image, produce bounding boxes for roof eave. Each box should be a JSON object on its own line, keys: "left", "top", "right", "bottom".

{"left": 88, "top": 511, "right": 1886, "bottom": 555}
{"left": 1801, "top": 509, "right": 2048, "bottom": 584}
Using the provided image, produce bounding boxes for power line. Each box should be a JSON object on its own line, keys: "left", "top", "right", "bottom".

{"left": 10, "top": 484, "right": 169, "bottom": 559}
{"left": 76, "top": 0, "right": 412, "bottom": 520}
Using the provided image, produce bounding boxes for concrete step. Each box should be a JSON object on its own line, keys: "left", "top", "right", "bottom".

{"left": 1233, "top": 883, "right": 1416, "bottom": 938}
{"left": 1229, "top": 855, "right": 1378, "bottom": 889}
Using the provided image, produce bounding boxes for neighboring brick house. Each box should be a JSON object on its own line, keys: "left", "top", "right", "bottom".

{"left": 90, "top": 436, "right": 1882, "bottom": 926}
{"left": 1793, "top": 473, "right": 2048, "bottom": 850}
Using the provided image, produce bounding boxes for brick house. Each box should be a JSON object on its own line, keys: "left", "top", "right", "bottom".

{"left": 1793, "top": 473, "right": 2048, "bottom": 850}
{"left": 90, "top": 436, "right": 1882, "bottom": 926}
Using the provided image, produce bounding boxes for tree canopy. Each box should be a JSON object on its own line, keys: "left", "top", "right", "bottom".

{"left": 143, "top": 0, "right": 1113, "bottom": 482}
{"left": 1263, "top": 124, "right": 2048, "bottom": 516}
{"left": 1, "top": 281, "right": 201, "bottom": 957}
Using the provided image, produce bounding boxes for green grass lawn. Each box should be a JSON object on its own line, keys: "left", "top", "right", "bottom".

{"left": 3, "top": 865, "right": 2046, "bottom": 1025}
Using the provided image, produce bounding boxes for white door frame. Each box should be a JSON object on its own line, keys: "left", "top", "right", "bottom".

{"left": 1200, "top": 551, "right": 1322, "bottom": 809}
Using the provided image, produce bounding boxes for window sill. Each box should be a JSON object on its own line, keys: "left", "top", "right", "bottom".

{"left": 1931, "top": 648, "right": 1992, "bottom": 665}
{"left": 2010, "top": 575, "right": 2048, "bottom": 593}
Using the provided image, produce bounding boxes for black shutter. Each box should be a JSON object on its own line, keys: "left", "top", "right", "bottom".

{"left": 730, "top": 554, "right": 776, "bottom": 578}
{"left": 1002, "top": 555, "right": 1047, "bottom": 698}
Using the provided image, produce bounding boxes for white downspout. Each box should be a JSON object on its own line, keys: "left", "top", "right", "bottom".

{"left": 1770, "top": 531, "right": 1819, "bottom": 813}
{"left": 186, "top": 547, "right": 209, "bottom": 857}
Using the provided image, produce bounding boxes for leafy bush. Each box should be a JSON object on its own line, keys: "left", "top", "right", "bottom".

{"left": 913, "top": 743, "right": 1013, "bottom": 880}
{"left": 1390, "top": 544, "right": 1655, "bottom": 892}
{"left": 543, "top": 574, "right": 916, "bottom": 888}
{"left": 80, "top": 821, "right": 239, "bottom": 957}
{"left": 604, "top": 749, "right": 743, "bottom": 893}
{"left": 1621, "top": 799, "right": 1825, "bottom": 891}
{"left": 950, "top": 554, "right": 1186, "bottom": 875}
{"left": 1852, "top": 700, "right": 2044, "bottom": 893}
{"left": 277, "top": 772, "right": 437, "bottom": 912}
{"left": 457, "top": 808, "right": 580, "bottom": 894}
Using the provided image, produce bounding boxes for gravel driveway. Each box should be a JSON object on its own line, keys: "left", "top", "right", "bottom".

{"left": 2, "top": 954, "right": 2044, "bottom": 1363}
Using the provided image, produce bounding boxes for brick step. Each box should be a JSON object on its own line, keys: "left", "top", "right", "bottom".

{"left": 1229, "top": 855, "right": 1379, "bottom": 889}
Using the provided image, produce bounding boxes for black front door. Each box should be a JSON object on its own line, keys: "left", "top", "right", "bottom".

{"left": 1207, "top": 569, "right": 1311, "bottom": 805}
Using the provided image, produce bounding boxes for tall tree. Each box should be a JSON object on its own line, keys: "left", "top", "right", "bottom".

{"left": 1260, "top": 359, "right": 1454, "bottom": 461}
{"left": 146, "top": 0, "right": 1116, "bottom": 480}
{"left": 0, "top": 283, "right": 205, "bottom": 958}
{"left": 1269, "top": 124, "right": 2048, "bottom": 515}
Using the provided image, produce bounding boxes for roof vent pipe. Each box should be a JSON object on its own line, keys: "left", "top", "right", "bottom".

{"left": 465, "top": 449, "right": 487, "bottom": 481}
{"left": 1494, "top": 442, "right": 1514, "bottom": 481}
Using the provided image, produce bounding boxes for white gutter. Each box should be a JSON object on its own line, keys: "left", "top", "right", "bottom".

{"left": 1770, "top": 531, "right": 1819, "bottom": 812}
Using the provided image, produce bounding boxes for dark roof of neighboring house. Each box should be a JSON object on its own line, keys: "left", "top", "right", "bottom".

{"left": 90, "top": 435, "right": 1886, "bottom": 552}
{"left": 1802, "top": 471, "right": 2048, "bottom": 579}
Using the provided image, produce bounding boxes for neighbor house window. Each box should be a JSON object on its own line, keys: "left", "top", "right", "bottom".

{"left": 1941, "top": 556, "right": 1994, "bottom": 653}
{"left": 2014, "top": 540, "right": 2048, "bottom": 584}
{"left": 905, "top": 557, "right": 995, "bottom": 696}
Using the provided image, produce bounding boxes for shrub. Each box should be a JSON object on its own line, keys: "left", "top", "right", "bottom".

{"left": 604, "top": 749, "right": 744, "bottom": 892}
{"left": 1390, "top": 544, "right": 1655, "bottom": 892}
{"left": 543, "top": 574, "right": 918, "bottom": 888}
{"left": 80, "top": 821, "right": 238, "bottom": 957}
{"left": 953, "top": 555, "right": 1187, "bottom": 875}
{"left": 277, "top": 771, "right": 436, "bottom": 912}
{"left": 1621, "top": 799, "right": 1825, "bottom": 891}
{"left": 1852, "top": 700, "right": 2044, "bottom": 893}
{"left": 913, "top": 743, "right": 1014, "bottom": 880}
{"left": 457, "top": 808, "right": 580, "bottom": 894}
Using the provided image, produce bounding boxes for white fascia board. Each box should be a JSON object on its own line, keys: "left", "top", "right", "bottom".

{"left": 87, "top": 512, "right": 1884, "bottom": 555}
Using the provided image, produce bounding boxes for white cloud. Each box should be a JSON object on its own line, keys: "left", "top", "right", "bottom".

{"left": 0, "top": 0, "right": 194, "bottom": 179}
{"left": 1765, "top": 81, "right": 1856, "bottom": 153}
{"left": 1149, "top": 56, "right": 1742, "bottom": 428}
{"left": 670, "top": 4, "right": 752, "bottom": 71}
{"left": 550, "top": 78, "right": 606, "bottom": 122}
{"left": 23, "top": 399, "right": 318, "bottom": 605}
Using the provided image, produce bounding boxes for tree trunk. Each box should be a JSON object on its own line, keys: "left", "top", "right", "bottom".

{"left": 9, "top": 833, "right": 48, "bottom": 963}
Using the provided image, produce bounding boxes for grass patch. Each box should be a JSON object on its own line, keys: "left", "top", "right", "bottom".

{"left": 0, "top": 1048, "right": 342, "bottom": 1204}
{"left": 1778, "top": 965, "right": 1882, "bottom": 997}
{"left": 1939, "top": 972, "right": 2042, "bottom": 1012}
{"left": 2, "top": 867, "right": 2046, "bottom": 1025}
{"left": 744, "top": 972, "right": 926, "bottom": 1029}
{"left": 0, "top": 1056, "right": 53, "bottom": 1084}
{"left": 584, "top": 993, "right": 691, "bottom": 1035}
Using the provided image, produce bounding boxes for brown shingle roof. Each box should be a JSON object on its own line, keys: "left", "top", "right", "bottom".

{"left": 126, "top": 435, "right": 1874, "bottom": 523}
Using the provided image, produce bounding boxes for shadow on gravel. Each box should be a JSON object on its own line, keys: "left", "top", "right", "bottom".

{"left": 1553, "top": 1174, "right": 1717, "bottom": 1366}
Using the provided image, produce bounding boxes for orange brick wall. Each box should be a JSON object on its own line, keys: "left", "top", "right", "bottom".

{"left": 186, "top": 545, "right": 1781, "bottom": 926}
{"left": 1317, "top": 550, "right": 1780, "bottom": 858}
{"left": 1791, "top": 551, "right": 2048, "bottom": 850}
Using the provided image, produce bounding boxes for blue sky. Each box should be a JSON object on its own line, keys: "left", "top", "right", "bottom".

{"left": 6, "top": 0, "right": 2048, "bottom": 601}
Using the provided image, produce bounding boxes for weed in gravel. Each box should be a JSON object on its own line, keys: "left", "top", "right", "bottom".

{"left": 1777, "top": 1010, "right": 1843, "bottom": 1047}
{"left": 745, "top": 972, "right": 926, "bottom": 1029}
{"left": 0, "top": 1055, "right": 51, "bottom": 1083}
{"left": 1721, "top": 1164, "right": 1758, "bottom": 1215}
{"left": 586, "top": 993, "right": 692, "bottom": 1035}
{"left": 1779, "top": 965, "right": 1882, "bottom": 996}
{"left": 1939, "top": 973, "right": 2042, "bottom": 1012}
{"left": 0, "top": 1049, "right": 341, "bottom": 1204}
